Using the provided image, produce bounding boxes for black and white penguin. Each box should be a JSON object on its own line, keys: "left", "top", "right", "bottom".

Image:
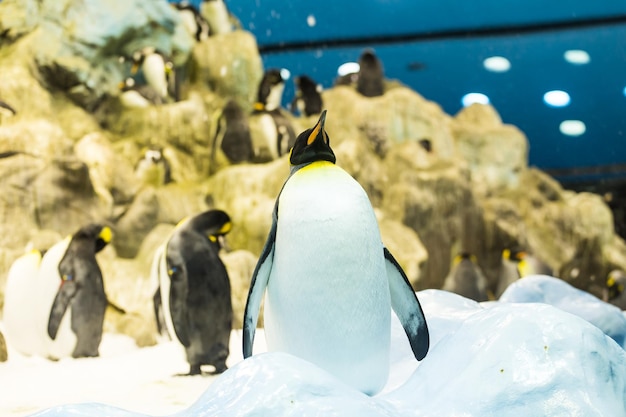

{"left": 243, "top": 111, "right": 429, "bottom": 395}
{"left": 357, "top": 48, "right": 385, "bottom": 97}
{"left": 129, "top": 47, "right": 176, "bottom": 101}
{"left": 3, "top": 224, "right": 112, "bottom": 359}
{"left": 118, "top": 77, "right": 166, "bottom": 108}
{"left": 249, "top": 69, "right": 296, "bottom": 161}
{"left": 442, "top": 252, "right": 489, "bottom": 302}
{"left": 605, "top": 270, "right": 626, "bottom": 310}
{"left": 152, "top": 209, "right": 233, "bottom": 375}
{"left": 134, "top": 146, "right": 173, "bottom": 186}
{"left": 173, "top": 1, "right": 210, "bottom": 42}
{"left": 0, "top": 99, "right": 16, "bottom": 123}
{"left": 211, "top": 99, "right": 253, "bottom": 165}
{"left": 200, "top": 0, "right": 233, "bottom": 35}
{"left": 495, "top": 247, "right": 553, "bottom": 297}
{"left": 291, "top": 75, "right": 323, "bottom": 117}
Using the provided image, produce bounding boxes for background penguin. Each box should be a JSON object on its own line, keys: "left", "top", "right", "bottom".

{"left": 3, "top": 224, "right": 112, "bottom": 359}
{"left": 604, "top": 269, "right": 626, "bottom": 310}
{"left": 290, "top": 75, "right": 323, "bottom": 117}
{"left": 128, "top": 47, "right": 177, "bottom": 102}
{"left": 0, "top": 99, "right": 16, "bottom": 123}
{"left": 134, "top": 145, "right": 173, "bottom": 186}
{"left": 249, "top": 69, "right": 296, "bottom": 161}
{"left": 442, "top": 252, "right": 489, "bottom": 302}
{"left": 172, "top": 1, "right": 210, "bottom": 42}
{"left": 118, "top": 77, "right": 166, "bottom": 108}
{"left": 357, "top": 48, "right": 385, "bottom": 97}
{"left": 211, "top": 99, "right": 253, "bottom": 167}
{"left": 200, "top": 0, "right": 234, "bottom": 35}
{"left": 152, "top": 209, "right": 233, "bottom": 375}
{"left": 243, "top": 110, "right": 429, "bottom": 395}
{"left": 495, "top": 247, "right": 553, "bottom": 297}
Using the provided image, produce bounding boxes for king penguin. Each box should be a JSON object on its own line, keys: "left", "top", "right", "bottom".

{"left": 442, "top": 252, "right": 489, "bottom": 302}
{"left": 211, "top": 99, "right": 254, "bottom": 166}
{"left": 152, "top": 209, "right": 233, "bottom": 375}
{"left": 243, "top": 110, "right": 429, "bottom": 395}
{"left": 3, "top": 224, "right": 112, "bottom": 359}
{"left": 129, "top": 47, "right": 176, "bottom": 101}
{"left": 249, "top": 69, "right": 296, "bottom": 161}
{"left": 357, "top": 49, "right": 385, "bottom": 97}
{"left": 291, "top": 75, "right": 323, "bottom": 117}
{"left": 605, "top": 269, "right": 626, "bottom": 310}
{"left": 173, "top": 1, "right": 210, "bottom": 42}
{"left": 134, "top": 145, "right": 173, "bottom": 186}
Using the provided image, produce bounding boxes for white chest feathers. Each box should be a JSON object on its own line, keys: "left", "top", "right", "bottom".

{"left": 265, "top": 162, "right": 391, "bottom": 395}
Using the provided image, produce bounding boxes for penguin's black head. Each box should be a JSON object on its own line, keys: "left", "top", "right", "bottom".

{"left": 72, "top": 224, "right": 112, "bottom": 253}
{"left": 256, "top": 68, "right": 284, "bottom": 108}
{"left": 191, "top": 210, "right": 232, "bottom": 249}
{"left": 296, "top": 75, "right": 318, "bottom": 94}
{"left": 359, "top": 48, "right": 382, "bottom": 70}
{"left": 290, "top": 110, "right": 336, "bottom": 166}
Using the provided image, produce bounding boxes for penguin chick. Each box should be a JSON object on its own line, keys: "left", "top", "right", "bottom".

{"left": 442, "top": 252, "right": 489, "bottom": 302}
{"left": 249, "top": 69, "right": 296, "bottom": 161}
{"left": 605, "top": 270, "right": 626, "bottom": 310}
{"left": 118, "top": 78, "right": 165, "bottom": 108}
{"left": 173, "top": 1, "right": 210, "bottom": 41}
{"left": 291, "top": 75, "right": 323, "bottom": 117}
{"left": 357, "top": 49, "right": 385, "bottom": 97}
{"left": 134, "top": 146, "right": 173, "bottom": 186}
{"left": 212, "top": 99, "right": 253, "bottom": 165}
{"left": 243, "top": 110, "right": 429, "bottom": 395}
{"left": 153, "top": 210, "right": 234, "bottom": 375}
{"left": 130, "top": 47, "right": 176, "bottom": 101}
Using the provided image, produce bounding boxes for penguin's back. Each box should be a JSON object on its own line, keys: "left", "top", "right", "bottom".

{"left": 267, "top": 161, "right": 390, "bottom": 394}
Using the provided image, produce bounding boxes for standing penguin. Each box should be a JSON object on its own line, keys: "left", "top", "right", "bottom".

{"left": 442, "top": 252, "right": 489, "bottom": 302}
{"left": 153, "top": 210, "right": 233, "bottom": 375}
{"left": 134, "top": 146, "right": 173, "bottom": 186}
{"left": 129, "top": 47, "right": 176, "bottom": 101}
{"left": 3, "top": 224, "right": 112, "bottom": 359}
{"left": 243, "top": 111, "right": 429, "bottom": 395}
{"left": 291, "top": 75, "right": 323, "bottom": 117}
{"left": 118, "top": 77, "right": 166, "bottom": 108}
{"left": 211, "top": 99, "right": 254, "bottom": 166}
{"left": 173, "top": 1, "right": 210, "bottom": 42}
{"left": 357, "top": 49, "right": 385, "bottom": 97}
{"left": 249, "top": 69, "right": 296, "bottom": 161}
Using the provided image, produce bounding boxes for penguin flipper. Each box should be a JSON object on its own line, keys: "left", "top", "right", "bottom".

{"left": 48, "top": 282, "right": 78, "bottom": 340}
{"left": 242, "top": 220, "right": 276, "bottom": 358}
{"left": 168, "top": 267, "right": 191, "bottom": 347}
{"left": 384, "top": 247, "right": 429, "bottom": 361}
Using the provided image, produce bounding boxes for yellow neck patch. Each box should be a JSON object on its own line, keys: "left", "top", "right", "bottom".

{"left": 99, "top": 226, "right": 112, "bottom": 243}
{"left": 253, "top": 102, "right": 265, "bottom": 111}
{"left": 298, "top": 160, "right": 334, "bottom": 173}
{"left": 218, "top": 221, "right": 232, "bottom": 235}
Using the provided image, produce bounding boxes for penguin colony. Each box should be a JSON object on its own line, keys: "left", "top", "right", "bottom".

{"left": 3, "top": 1, "right": 624, "bottom": 394}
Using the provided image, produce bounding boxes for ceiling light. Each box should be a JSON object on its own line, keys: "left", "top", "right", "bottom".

{"left": 564, "top": 50, "right": 591, "bottom": 65}
{"left": 280, "top": 68, "right": 291, "bottom": 80}
{"left": 559, "top": 120, "right": 586, "bottom": 137}
{"left": 461, "top": 93, "right": 490, "bottom": 107}
{"left": 543, "top": 90, "right": 571, "bottom": 107}
{"left": 337, "top": 62, "right": 359, "bottom": 76}
{"left": 483, "top": 56, "right": 511, "bottom": 72}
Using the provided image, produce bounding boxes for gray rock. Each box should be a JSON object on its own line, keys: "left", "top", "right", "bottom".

{"left": 0, "top": 330, "right": 7, "bottom": 362}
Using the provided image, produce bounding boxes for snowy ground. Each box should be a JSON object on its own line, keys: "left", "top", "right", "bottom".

{"left": 1, "top": 277, "right": 626, "bottom": 417}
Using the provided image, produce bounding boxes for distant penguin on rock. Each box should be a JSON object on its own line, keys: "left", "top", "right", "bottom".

{"left": 129, "top": 47, "right": 176, "bottom": 101}
{"left": 173, "top": 1, "right": 210, "bottom": 42}
{"left": 605, "top": 270, "right": 626, "bottom": 310}
{"left": 442, "top": 252, "right": 489, "bottom": 302}
{"left": 496, "top": 247, "right": 553, "bottom": 297}
{"left": 152, "top": 210, "right": 233, "bottom": 375}
{"left": 249, "top": 69, "right": 296, "bottom": 161}
{"left": 200, "top": 0, "right": 233, "bottom": 35}
{"left": 243, "top": 110, "right": 429, "bottom": 395}
{"left": 211, "top": 99, "right": 253, "bottom": 165}
{"left": 291, "top": 75, "right": 323, "bottom": 117}
{"left": 118, "top": 77, "right": 165, "bottom": 108}
{"left": 3, "top": 224, "right": 112, "bottom": 359}
{"left": 134, "top": 146, "right": 172, "bottom": 186}
{"left": 357, "top": 49, "right": 385, "bottom": 97}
